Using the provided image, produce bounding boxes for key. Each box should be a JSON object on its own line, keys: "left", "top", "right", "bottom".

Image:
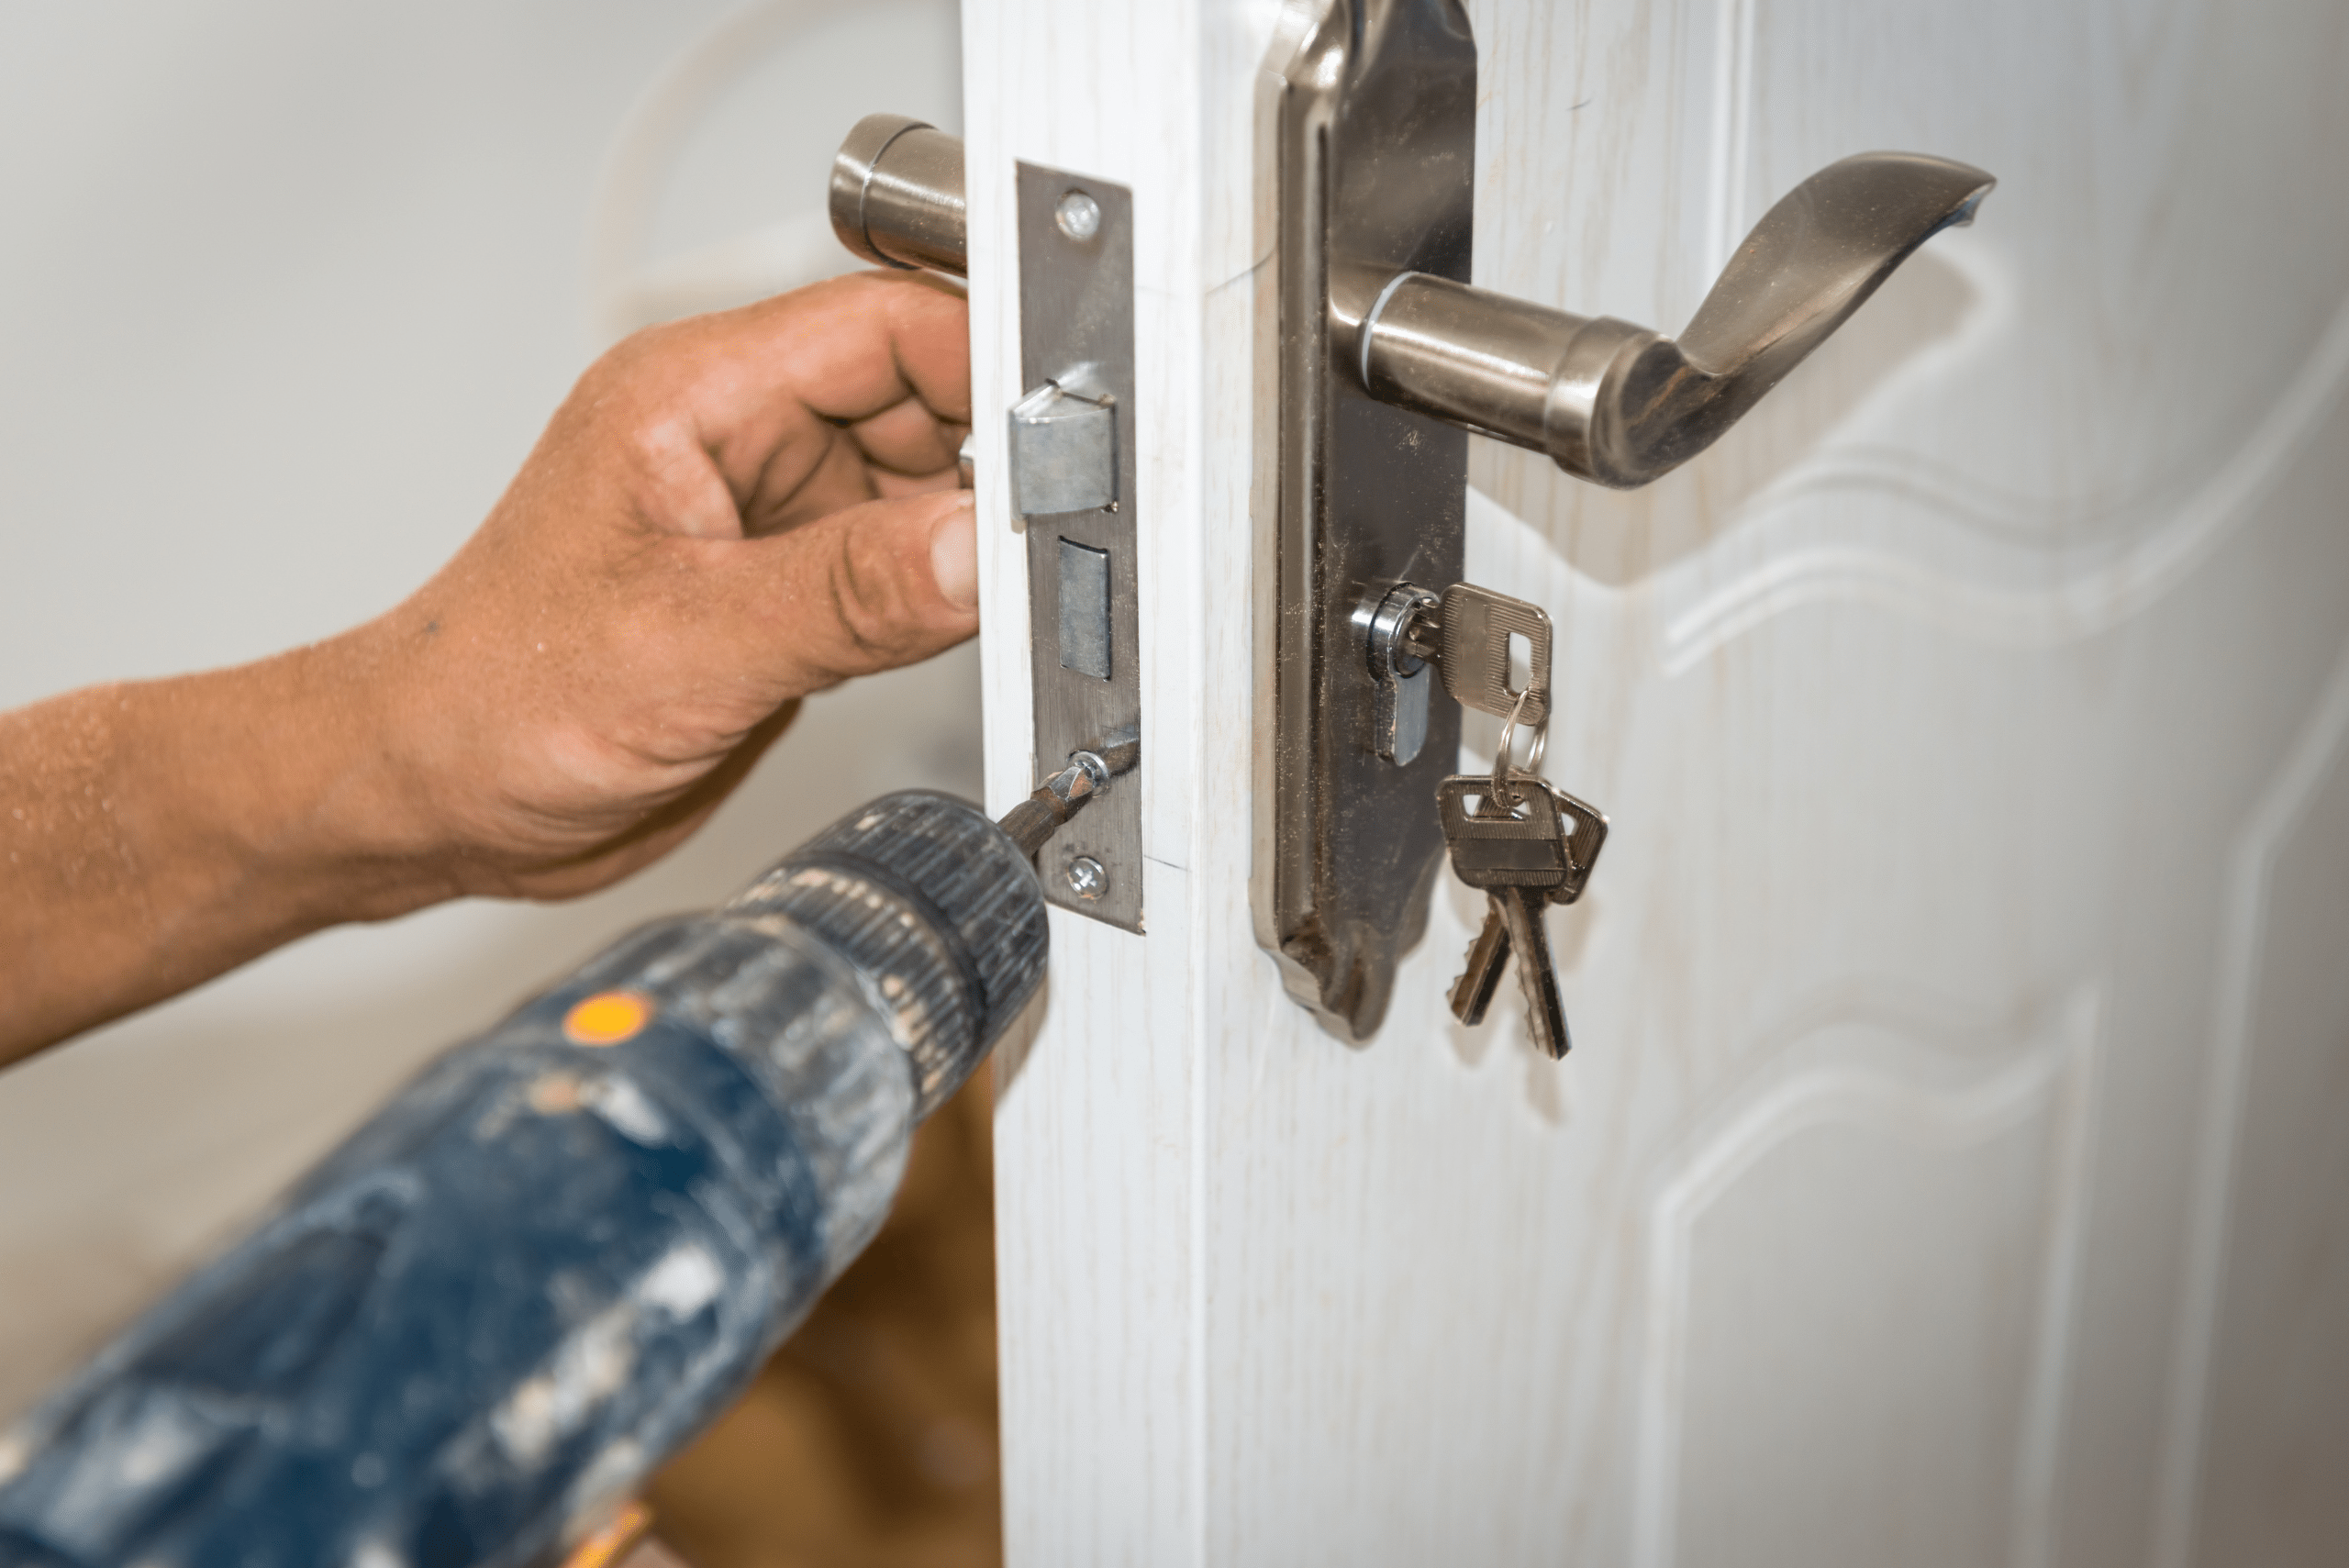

{"left": 1438, "top": 774, "right": 1609, "bottom": 1057}
{"left": 1431, "top": 584, "right": 1553, "bottom": 729}
{"left": 1448, "top": 891, "right": 1566, "bottom": 1054}
{"left": 1448, "top": 900, "right": 1510, "bottom": 1025}
{"left": 1438, "top": 775, "right": 1575, "bottom": 1054}
{"left": 1360, "top": 580, "right": 1551, "bottom": 766}
{"left": 1497, "top": 884, "right": 1570, "bottom": 1059}
{"left": 1436, "top": 774, "right": 1576, "bottom": 895}
{"left": 1540, "top": 783, "right": 1610, "bottom": 907}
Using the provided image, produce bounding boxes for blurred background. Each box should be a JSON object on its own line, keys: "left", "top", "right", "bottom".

{"left": 0, "top": 3, "right": 994, "bottom": 1562}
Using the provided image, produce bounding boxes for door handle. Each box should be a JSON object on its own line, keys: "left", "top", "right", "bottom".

{"left": 826, "top": 117, "right": 1991, "bottom": 496}
{"left": 826, "top": 116, "right": 1992, "bottom": 498}
{"left": 823, "top": 17, "right": 1997, "bottom": 1038}
{"left": 1264, "top": 0, "right": 1995, "bottom": 1040}
{"left": 1342, "top": 152, "right": 1994, "bottom": 487}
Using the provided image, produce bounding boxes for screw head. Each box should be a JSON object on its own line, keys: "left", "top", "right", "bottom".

{"left": 1054, "top": 189, "right": 1102, "bottom": 241}
{"left": 1063, "top": 854, "right": 1108, "bottom": 901}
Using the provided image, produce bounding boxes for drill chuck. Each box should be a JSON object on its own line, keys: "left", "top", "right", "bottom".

{"left": 0, "top": 792, "right": 1050, "bottom": 1568}
{"left": 730, "top": 790, "right": 1047, "bottom": 1115}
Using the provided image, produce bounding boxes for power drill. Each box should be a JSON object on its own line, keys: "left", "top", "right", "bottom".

{"left": 0, "top": 741, "right": 1129, "bottom": 1568}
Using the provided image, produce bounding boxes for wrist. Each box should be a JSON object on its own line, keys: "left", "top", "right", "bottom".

{"left": 136, "top": 636, "right": 466, "bottom": 935}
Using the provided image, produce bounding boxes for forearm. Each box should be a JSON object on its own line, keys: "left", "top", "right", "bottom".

{"left": 0, "top": 273, "right": 976, "bottom": 1068}
{"left": 0, "top": 642, "right": 453, "bottom": 1064}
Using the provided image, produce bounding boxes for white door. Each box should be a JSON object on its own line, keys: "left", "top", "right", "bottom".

{"left": 963, "top": 2, "right": 2349, "bottom": 1563}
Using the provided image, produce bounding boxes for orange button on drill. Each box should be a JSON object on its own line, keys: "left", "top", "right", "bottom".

{"left": 563, "top": 991, "right": 652, "bottom": 1046}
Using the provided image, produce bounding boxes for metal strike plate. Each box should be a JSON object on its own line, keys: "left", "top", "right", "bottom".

{"left": 1257, "top": 0, "right": 1475, "bottom": 1037}
{"left": 1019, "top": 163, "right": 1142, "bottom": 931}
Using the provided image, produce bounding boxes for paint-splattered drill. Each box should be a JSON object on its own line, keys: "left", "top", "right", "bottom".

{"left": 0, "top": 746, "right": 1127, "bottom": 1568}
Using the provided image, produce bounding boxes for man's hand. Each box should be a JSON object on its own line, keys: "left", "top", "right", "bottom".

{"left": 0, "top": 270, "right": 976, "bottom": 1063}
{"left": 360, "top": 270, "right": 976, "bottom": 897}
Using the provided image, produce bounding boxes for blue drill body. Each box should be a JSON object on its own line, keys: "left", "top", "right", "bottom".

{"left": 0, "top": 791, "right": 1050, "bottom": 1568}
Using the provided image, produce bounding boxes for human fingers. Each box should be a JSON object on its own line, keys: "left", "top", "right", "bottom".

{"left": 841, "top": 396, "right": 966, "bottom": 479}
{"left": 593, "top": 272, "right": 970, "bottom": 536}
{"left": 679, "top": 486, "right": 979, "bottom": 703}
{"left": 741, "top": 424, "right": 965, "bottom": 537}
{"left": 353, "top": 277, "right": 976, "bottom": 900}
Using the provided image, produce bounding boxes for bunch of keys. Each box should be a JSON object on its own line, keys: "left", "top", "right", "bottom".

{"left": 1420, "top": 590, "right": 1609, "bottom": 1059}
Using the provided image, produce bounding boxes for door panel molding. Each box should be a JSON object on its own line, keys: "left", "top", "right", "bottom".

{"left": 2153, "top": 636, "right": 2349, "bottom": 1568}
{"left": 1470, "top": 0, "right": 2349, "bottom": 668}
{"left": 1654, "top": 292, "right": 2349, "bottom": 674}
{"left": 1632, "top": 987, "right": 2103, "bottom": 1568}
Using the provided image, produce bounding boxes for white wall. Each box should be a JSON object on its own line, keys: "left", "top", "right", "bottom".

{"left": 0, "top": 0, "right": 966, "bottom": 1418}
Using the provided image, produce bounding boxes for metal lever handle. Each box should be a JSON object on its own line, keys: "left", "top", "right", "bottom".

{"left": 830, "top": 114, "right": 968, "bottom": 277}
{"left": 1352, "top": 151, "right": 1995, "bottom": 488}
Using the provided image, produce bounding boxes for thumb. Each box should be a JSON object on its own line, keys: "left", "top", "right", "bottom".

{"left": 714, "top": 488, "right": 979, "bottom": 697}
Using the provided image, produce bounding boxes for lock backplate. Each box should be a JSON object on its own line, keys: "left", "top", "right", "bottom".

{"left": 1254, "top": 0, "right": 1476, "bottom": 1038}
{"left": 1018, "top": 161, "right": 1143, "bottom": 932}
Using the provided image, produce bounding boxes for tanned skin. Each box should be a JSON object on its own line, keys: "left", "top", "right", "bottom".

{"left": 0, "top": 270, "right": 978, "bottom": 1067}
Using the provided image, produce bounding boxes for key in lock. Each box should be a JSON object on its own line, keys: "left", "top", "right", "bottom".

{"left": 1357, "top": 583, "right": 1552, "bottom": 766}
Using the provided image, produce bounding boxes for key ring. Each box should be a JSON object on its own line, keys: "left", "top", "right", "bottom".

{"left": 1490, "top": 683, "right": 1548, "bottom": 807}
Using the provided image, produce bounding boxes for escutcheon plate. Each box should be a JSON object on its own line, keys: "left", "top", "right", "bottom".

{"left": 1255, "top": 0, "right": 1477, "bottom": 1038}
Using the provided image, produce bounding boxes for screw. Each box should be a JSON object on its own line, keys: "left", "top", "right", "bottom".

{"left": 1054, "top": 189, "right": 1101, "bottom": 242}
{"left": 1063, "top": 855, "right": 1108, "bottom": 901}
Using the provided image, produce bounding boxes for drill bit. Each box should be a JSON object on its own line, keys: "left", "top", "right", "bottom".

{"left": 996, "top": 726, "right": 1139, "bottom": 857}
